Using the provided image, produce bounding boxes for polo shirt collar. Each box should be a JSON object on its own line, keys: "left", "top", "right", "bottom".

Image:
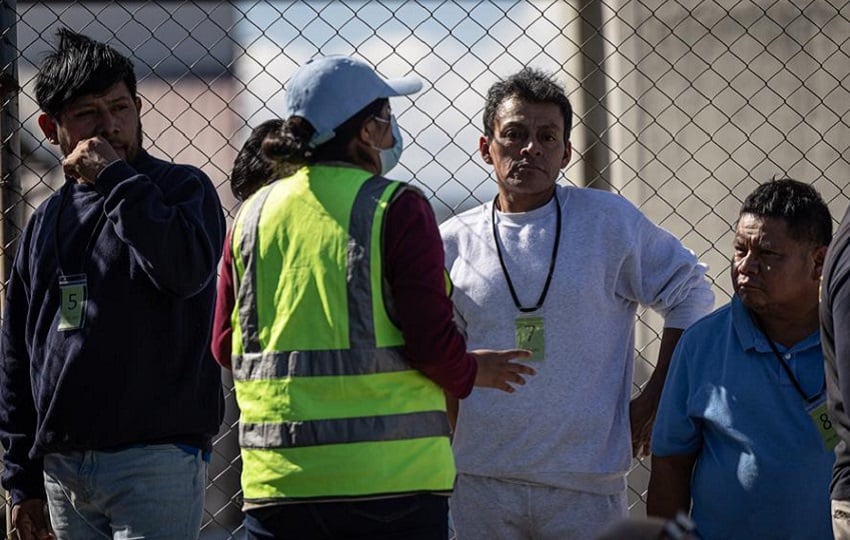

{"left": 731, "top": 294, "right": 820, "bottom": 354}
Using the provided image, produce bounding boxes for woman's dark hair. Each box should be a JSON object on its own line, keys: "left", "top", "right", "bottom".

{"left": 35, "top": 27, "right": 137, "bottom": 119}
{"left": 230, "top": 119, "right": 285, "bottom": 201}
{"left": 263, "top": 98, "right": 387, "bottom": 168}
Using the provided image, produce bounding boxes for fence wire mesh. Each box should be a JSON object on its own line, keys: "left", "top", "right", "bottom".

{"left": 1, "top": 0, "right": 849, "bottom": 538}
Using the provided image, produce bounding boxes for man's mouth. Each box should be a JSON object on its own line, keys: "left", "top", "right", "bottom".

{"left": 737, "top": 281, "right": 761, "bottom": 292}
{"left": 515, "top": 163, "right": 543, "bottom": 173}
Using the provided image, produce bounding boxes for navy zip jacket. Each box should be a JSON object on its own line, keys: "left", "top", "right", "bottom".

{"left": 0, "top": 151, "right": 226, "bottom": 506}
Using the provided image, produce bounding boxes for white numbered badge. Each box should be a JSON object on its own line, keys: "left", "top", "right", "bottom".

{"left": 58, "top": 274, "right": 87, "bottom": 331}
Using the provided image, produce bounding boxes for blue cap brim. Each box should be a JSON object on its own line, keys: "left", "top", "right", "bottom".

{"left": 385, "top": 75, "right": 422, "bottom": 96}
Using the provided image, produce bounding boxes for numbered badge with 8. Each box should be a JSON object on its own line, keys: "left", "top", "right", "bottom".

{"left": 807, "top": 396, "right": 839, "bottom": 452}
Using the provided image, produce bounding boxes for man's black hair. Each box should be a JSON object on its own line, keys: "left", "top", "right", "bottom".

{"left": 482, "top": 67, "right": 573, "bottom": 141}
{"left": 230, "top": 119, "right": 285, "bottom": 201}
{"left": 34, "top": 27, "right": 137, "bottom": 119}
{"left": 740, "top": 178, "right": 833, "bottom": 246}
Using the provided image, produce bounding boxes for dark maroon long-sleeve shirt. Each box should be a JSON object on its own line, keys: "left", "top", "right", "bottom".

{"left": 211, "top": 189, "right": 477, "bottom": 398}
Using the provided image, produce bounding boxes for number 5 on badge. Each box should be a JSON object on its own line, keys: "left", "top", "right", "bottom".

{"left": 58, "top": 274, "right": 88, "bottom": 331}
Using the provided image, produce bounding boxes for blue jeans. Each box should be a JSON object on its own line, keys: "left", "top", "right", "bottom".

{"left": 43, "top": 444, "right": 207, "bottom": 539}
{"left": 244, "top": 494, "right": 449, "bottom": 540}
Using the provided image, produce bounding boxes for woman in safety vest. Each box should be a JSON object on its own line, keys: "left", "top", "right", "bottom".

{"left": 215, "top": 55, "right": 534, "bottom": 539}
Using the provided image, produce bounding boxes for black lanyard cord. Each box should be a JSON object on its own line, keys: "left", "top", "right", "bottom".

{"left": 751, "top": 312, "right": 822, "bottom": 404}
{"left": 491, "top": 192, "right": 561, "bottom": 313}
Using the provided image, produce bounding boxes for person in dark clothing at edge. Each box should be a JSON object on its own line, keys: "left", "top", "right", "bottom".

{"left": 213, "top": 55, "right": 535, "bottom": 539}
{"left": 0, "top": 28, "right": 225, "bottom": 540}
{"left": 821, "top": 200, "right": 850, "bottom": 539}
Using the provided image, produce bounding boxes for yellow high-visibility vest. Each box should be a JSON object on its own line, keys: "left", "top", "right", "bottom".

{"left": 230, "top": 165, "right": 454, "bottom": 503}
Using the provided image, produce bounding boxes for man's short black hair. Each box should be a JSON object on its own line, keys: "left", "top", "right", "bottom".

{"left": 740, "top": 178, "right": 833, "bottom": 246}
{"left": 482, "top": 67, "right": 573, "bottom": 141}
{"left": 34, "top": 28, "right": 137, "bottom": 119}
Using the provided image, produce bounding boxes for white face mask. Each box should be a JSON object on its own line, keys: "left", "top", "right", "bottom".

{"left": 371, "top": 114, "right": 403, "bottom": 176}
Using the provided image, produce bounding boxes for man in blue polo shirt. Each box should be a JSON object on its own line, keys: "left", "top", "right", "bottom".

{"left": 647, "top": 179, "right": 836, "bottom": 539}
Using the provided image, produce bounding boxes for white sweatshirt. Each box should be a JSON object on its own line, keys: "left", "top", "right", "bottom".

{"left": 440, "top": 184, "right": 715, "bottom": 495}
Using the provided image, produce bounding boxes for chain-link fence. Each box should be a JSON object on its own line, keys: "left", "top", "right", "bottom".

{"left": 1, "top": 0, "right": 849, "bottom": 538}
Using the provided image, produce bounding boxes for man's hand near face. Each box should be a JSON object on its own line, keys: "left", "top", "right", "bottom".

{"left": 62, "top": 135, "right": 120, "bottom": 184}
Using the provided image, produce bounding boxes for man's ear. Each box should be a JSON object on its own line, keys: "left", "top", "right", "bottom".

{"left": 813, "top": 245, "right": 828, "bottom": 280}
{"left": 479, "top": 136, "right": 493, "bottom": 164}
{"left": 359, "top": 117, "right": 379, "bottom": 148}
{"left": 135, "top": 96, "right": 143, "bottom": 114}
{"left": 561, "top": 141, "right": 572, "bottom": 169}
{"left": 38, "top": 113, "right": 59, "bottom": 145}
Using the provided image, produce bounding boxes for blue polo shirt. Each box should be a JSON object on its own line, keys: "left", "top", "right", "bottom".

{"left": 652, "top": 295, "right": 833, "bottom": 540}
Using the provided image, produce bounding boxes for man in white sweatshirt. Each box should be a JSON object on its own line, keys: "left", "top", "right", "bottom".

{"left": 440, "top": 67, "right": 715, "bottom": 540}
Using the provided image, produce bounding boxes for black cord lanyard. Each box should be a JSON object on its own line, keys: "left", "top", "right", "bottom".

{"left": 53, "top": 182, "right": 107, "bottom": 276}
{"left": 491, "top": 192, "right": 561, "bottom": 313}
{"left": 751, "top": 312, "right": 822, "bottom": 405}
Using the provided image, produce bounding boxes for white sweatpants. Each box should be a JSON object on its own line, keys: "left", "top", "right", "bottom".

{"left": 450, "top": 473, "right": 627, "bottom": 540}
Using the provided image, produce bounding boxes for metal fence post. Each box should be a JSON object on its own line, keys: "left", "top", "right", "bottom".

{"left": 0, "top": 0, "right": 20, "bottom": 535}
{"left": 575, "top": 0, "right": 612, "bottom": 191}
{"left": 0, "top": 0, "right": 20, "bottom": 291}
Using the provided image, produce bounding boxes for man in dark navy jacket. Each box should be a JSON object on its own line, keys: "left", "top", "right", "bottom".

{"left": 0, "top": 28, "right": 225, "bottom": 540}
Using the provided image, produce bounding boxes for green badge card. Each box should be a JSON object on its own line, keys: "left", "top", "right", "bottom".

{"left": 58, "top": 274, "right": 87, "bottom": 331}
{"left": 807, "top": 399, "right": 839, "bottom": 452}
{"left": 515, "top": 316, "right": 544, "bottom": 361}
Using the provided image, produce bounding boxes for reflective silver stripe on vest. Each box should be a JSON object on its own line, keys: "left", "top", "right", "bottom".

{"left": 232, "top": 348, "right": 410, "bottom": 380}
{"left": 235, "top": 186, "right": 275, "bottom": 354}
{"left": 239, "top": 410, "right": 450, "bottom": 449}
{"left": 347, "top": 176, "right": 398, "bottom": 347}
